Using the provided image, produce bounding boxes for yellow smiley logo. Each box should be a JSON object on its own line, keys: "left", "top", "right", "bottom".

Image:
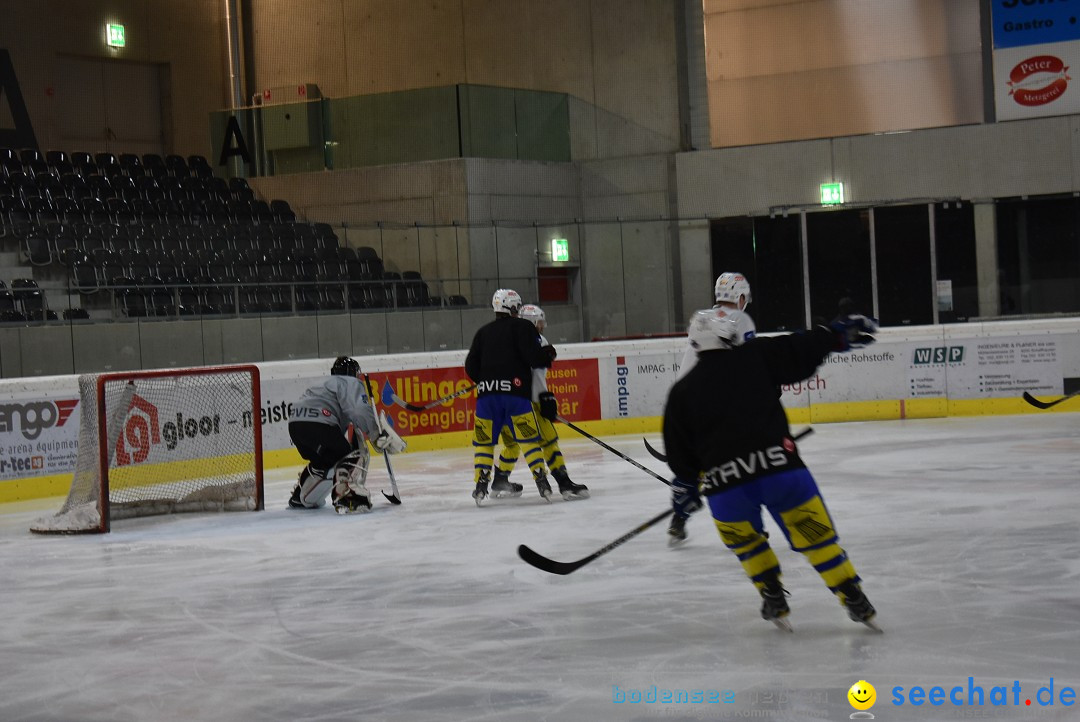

{"left": 848, "top": 680, "right": 876, "bottom": 711}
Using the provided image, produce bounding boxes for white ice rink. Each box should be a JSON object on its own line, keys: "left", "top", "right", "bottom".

{"left": 2, "top": 413, "right": 1079, "bottom": 722}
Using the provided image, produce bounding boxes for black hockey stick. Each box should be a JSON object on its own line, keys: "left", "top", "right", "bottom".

{"left": 557, "top": 416, "right": 671, "bottom": 487}
{"left": 1022, "top": 389, "right": 1080, "bottom": 410}
{"left": 518, "top": 508, "right": 674, "bottom": 575}
{"left": 643, "top": 427, "right": 813, "bottom": 464}
{"left": 643, "top": 437, "right": 667, "bottom": 462}
{"left": 390, "top": 383, "right": 477, "bottom": 412}
{"left": 364, "top": 373, "right": 401, "bottom": 505}
{"left": 519, "top": 427, "right": 817, "bottom": 576}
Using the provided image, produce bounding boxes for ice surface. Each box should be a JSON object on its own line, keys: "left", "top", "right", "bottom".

{"left": 2, "top": 414, "right": 1079, "bottom": 721}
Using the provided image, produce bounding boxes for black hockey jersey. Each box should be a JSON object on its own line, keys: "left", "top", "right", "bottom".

{"left": 465, "top": 315, "right": 551, "bottom": 400}
{"left": 662, "top": 327, "right": 837, "bottom": 494}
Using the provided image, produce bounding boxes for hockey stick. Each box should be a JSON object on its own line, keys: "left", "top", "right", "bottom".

{"left": 518, "top": 508, "right": 674, "bottom": 575}
{"left": 364, "top": 373, "right": 401, "bottom": 505}
{"left": 1022, "top": 389, "right": 1080, "bottom": 410}
{"left": 643, "top": 427, "right": 814, "bottom": 463}
{"left": 518, "top": 427, "right": 817, "bottom": 576}
{"left": 643, "top": 437, "right": 667, "bottom": 462}
{"left": 391, "top": 383, "right": 477, "bottom": 412}
{"left": 557, "top": 415, "right": 671, "bottom": 487}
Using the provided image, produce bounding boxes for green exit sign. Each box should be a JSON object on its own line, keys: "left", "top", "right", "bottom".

{"left": 107, "top": 23, "right": 126, "bottom": 47}
{"left": 820, "top": 182, "right": 844, "bottom": 205}
{"left": 551, "top": 238, "right": 569, "bottom": 262}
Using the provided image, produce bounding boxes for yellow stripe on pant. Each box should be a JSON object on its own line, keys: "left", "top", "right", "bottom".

{"left": 510, "top": 409, "right": 546, "bottom": 478}
{"left": 471, "top": 417, "right": 496, "bottom": 484}
{"left": 714, "top": 494, "right": 858, "bottom": 592}
{"left": 715, "top": 520, "right": 781, "bottom": 589}
{"left": 496, "top": 402, "right": 566, "bottom": 477}
{"left": 777, "top": 495, "right": 857, "bottom": 590}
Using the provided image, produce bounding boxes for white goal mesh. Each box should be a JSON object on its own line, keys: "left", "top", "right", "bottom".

{"left": 31, "top": 365, "right": 263, "bottom": 534}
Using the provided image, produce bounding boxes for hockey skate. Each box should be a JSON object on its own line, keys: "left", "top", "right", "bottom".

{"left": 533, "top": 471, "right": 553, "bottom": 502}
{"left": 473, "top": 470, "right": 491, "bottom": 506}
{"left": 287, "top": 482, "right": 305, "bottom": 509}
{"left": 332, "top": 488, "right": 372, "bottom": 514}
{"left": 288, "top": 467, "right": 326, "bottom": 509}
{"left": 667, "top": 514, "right": 688, "bottom": 546}
{"left": 836, "top": 580, "right": 881, "bottom": 632}
{"left": 552, "top": 467, "right": 589, "bottom": 500}
{"left": 760, "top": 579, "right": 792, "bottom": 632}
{"left": 490, "top": 469, "right": 523, "bottom": 498}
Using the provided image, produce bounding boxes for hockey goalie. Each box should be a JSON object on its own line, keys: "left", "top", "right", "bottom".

{"left": 286, "top": 356, "right": 406, "bottom": 513}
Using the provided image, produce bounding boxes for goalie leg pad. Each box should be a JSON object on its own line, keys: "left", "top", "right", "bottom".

{"left": 331, "top": 446, "right": 372, "bottom": 512}
{"left": 295, "top": 464, "right": 333, "bottom": 509}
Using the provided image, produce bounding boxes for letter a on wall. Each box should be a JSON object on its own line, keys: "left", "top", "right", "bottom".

{"left": 0, "top": 49, "right": 39, "bottom": 150}
{"left": 219, "top": 115, "right": 252, "bottom": 167}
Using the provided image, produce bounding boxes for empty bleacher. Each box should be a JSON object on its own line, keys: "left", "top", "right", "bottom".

{"left": 0, "top": 147, "right": 449, "bottom": 323}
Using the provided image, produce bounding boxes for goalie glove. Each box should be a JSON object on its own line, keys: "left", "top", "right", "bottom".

{"left": 373, "top": 410, "right": 406, "bottom": 454}
{"left": 538, "top": 392, "right": 558, "bottom": 421}
{"left": 671, "top": 477, "right": 703, "bottom": 518}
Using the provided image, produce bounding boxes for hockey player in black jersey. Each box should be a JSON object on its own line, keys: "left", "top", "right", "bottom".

{"left": 662, "top": 309, "right": 879, "bottom": 630}
{"left": 465, "top": 289, "right": 557, "bottom": 504}
{"left": 670, "top": 272, "right": 756, "bottom": 544}
{"left": 491, "top": 304, "right": 589, "bottom": 501}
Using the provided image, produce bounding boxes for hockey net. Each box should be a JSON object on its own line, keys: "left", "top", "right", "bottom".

{"left": 31, "top": 365, "right": 263, "bottom": 534}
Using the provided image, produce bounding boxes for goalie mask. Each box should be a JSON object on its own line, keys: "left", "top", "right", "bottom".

{"left": 714, "top": 272, "right": 752, "bottom": 309}
{"left": 519, "top": 304, "right": 545, "bottom": 328}
{"left": 492, "top": 288, "right": 523, "bottom": 315}
{"left": 687, "top": 308, "right": 751, "bottom": 352}
{"left": 331, "top": 356, "right": 361, "bottom": 377}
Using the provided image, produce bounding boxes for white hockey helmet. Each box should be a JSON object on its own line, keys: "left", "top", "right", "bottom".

{"left": 491, "top": 288, "right": 523, "bottom": 315}
{"left": 714, "top": 272, "right": 752, "bottom": 308}
{"left": 519, "top": 304, "right": 545, "bottom": 327}
{"left": 687, "top": 308, "right": 751, "bottom": 352}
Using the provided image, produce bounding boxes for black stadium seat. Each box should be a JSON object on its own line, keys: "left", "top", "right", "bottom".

{"left": 22, "top": 234, "right": 52, "bottom": 265}
{"left": 0, "top": 145, "right": 400, "bottom": 323}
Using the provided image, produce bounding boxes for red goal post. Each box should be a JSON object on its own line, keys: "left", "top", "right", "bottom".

{"left": 31, "top": 364, "right": 264, "bottom": 534}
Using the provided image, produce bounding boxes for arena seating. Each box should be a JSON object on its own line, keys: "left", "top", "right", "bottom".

{"left": 0, "top": 147, "right": 450, "bottom": 322}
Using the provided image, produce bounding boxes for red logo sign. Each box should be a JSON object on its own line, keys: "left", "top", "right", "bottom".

{"left": 1008, "top": 55, "right": 1070, "bottom": 107}
{"left": 115, "top": 394, "right": 161, "bottom": 466}
{"left": 55, "top": 399, "right": 79, "bottom": 426}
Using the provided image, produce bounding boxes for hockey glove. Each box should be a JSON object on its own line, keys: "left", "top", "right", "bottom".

{"left": 542, "top": 344, "right": 558, "bottom": 365}
{"left": 538, "top": 392, "right": 559, "bottom": 421}
{"left": 671, "top": 477, "right": 703, "bottom": 518}
{"left": 828, "top": 314, "right": 878, "bottom": 352}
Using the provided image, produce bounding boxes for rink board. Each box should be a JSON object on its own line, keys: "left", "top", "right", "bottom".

{"left": 2, "top": 318, "right": 1079, "bottom": 503}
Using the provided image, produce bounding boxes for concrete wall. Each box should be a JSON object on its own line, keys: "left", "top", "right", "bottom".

{"left": 672, "top": 113, "right": 1080, "bottom": 322}
{"left": 2, "top": 0, "right": 229, "bottom": 158}
{"left": 4, "top": 0, "right": 682, "bottom": 172}
{"left": 0, "top": 307, "right": 584, "bottom": 378}
{"left": 245, "top": 0, "right": 682, "bottom": 162}
{"left": 252, "top": 154, "right": 682, "bottom": 338}
{"left": 703, "top": 0, "right": 983, "bottom": 147}
{"left": 676, "top": 114, "right": 1080, "bottom": 219}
